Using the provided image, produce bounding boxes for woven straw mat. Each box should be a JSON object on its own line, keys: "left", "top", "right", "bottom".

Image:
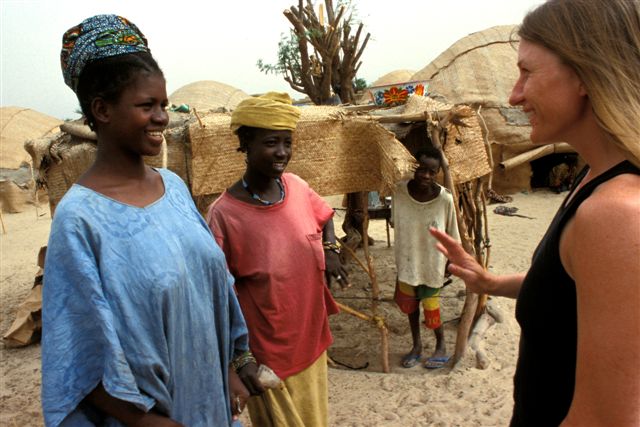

{"left": 189, "top": 106, "right": 416, "bottom": 197}
{"left": 402, "top": 96, "right": 491, "bottom": 184}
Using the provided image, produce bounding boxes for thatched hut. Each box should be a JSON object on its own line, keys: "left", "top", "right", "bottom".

{"left": 0, "top": 107, "right": 61, "bottom": 213}
{"left": 411, "top": 25, "right": 575, "bottom": 194}
{"left": 371, "top": 69, "right": 416, "bottom": 87}
{"left": 169, "top": 80, "right": 250, "bottom": 112}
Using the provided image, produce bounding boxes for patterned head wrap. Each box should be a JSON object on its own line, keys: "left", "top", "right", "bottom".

{"left": 230, "top": 92, "right": 301, "bottom": 132}
{"left": 61, "top": 14, "right": 149, "bottom": 92}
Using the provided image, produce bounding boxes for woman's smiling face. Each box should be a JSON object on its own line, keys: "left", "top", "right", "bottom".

{"left": 509, "top": 39, "right": 588, "bottom": 145}
{"left": 100, "top": 72, "right": 169, "bottom": 157}
{"left": 245, "top": 128, "right": 293, "bottom": 179}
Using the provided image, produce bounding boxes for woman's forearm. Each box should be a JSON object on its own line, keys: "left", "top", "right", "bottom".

{"left": 84, "top": 383, "right": 182, "bottom": 427}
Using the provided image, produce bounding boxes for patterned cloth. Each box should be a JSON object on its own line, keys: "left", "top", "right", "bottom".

{"left": 61, "top": 14, "right": 149, "bottom": 91}
{"left": 230, "top": 92, "right": 300, "bottom": 132}
{"left": 42, "top": 169, "right": 248, "bottom": 427}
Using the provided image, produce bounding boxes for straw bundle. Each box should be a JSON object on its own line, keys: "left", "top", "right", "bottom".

{"left": 188, "top": 106, "right": 416, "bottom": 197}
{"left": 169, "top": 80, "right": 250, "bottom": 112}
{"left": 43, "top": 134, "right": 97, "bottom": 215}
{"left": 370, "top": 69, "right": 416, "bottom": 87}
{"left": 376, "top": 95, "right": 492, "bottom": 185}
{"left": 0, "top": 179, "right": 29, "bottom": 213}
{"left": 1, "top": 107, "right": 61, "bottom": 169}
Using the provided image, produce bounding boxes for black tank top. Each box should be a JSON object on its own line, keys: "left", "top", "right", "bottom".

{"left": 510, "top": 160, "right": 640, "bottom": 427}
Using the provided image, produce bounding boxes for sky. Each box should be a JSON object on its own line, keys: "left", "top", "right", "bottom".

{"left": 0, "top": 0, "right": 543, "bottom": 120}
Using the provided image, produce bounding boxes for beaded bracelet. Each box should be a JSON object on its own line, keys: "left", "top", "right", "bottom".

{"left": 231, "top": 351, "right": 257, "bottom": 372}
{"left": 322, "top": 241, "right": 341, "bottom": 254}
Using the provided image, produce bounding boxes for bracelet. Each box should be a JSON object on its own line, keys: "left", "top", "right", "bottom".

{"left": 231, "top": 351, "right": 257, "bottom": 372}
{"left": 322, "top": 241, "right": 341, "bottom": 254}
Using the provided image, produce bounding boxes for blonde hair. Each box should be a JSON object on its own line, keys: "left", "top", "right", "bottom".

{"left": 518, "top": 0, "right": 640, "bottom": 167}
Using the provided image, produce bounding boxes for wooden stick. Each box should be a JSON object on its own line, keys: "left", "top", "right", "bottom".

{"left": 468, "top": 312, "right": 496, "bottom": 370}
{"left": 473, "top": 180, "right": 488, "bottom": 317}
{"left": 425, "top": 114, "right": 479, "bottom": 367}
{"left": 371, "top": 111, "right": 447, "bottom": 124}
{"left": 360, "top": 192, "right": 379, "bottom": 306}
{"left": 336, "top": 302, "right": 390, "bottom": 373}
{"left": 0, "top": 210, "right": 6, "bottom": 234}
{"left": 453, "top": 292, "right": 479, "bottom": 367}
{"left": 339, "top": 241, "right": 370, "bottom": 276}
{"left": 499, "top": 143, "right": 574, "bottom": 170}
{"left": 30, "top": 161, "right": 40, "bottom": 219}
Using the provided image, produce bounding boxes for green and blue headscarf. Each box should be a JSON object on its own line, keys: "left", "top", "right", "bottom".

{"left": 61, "top": 14, "right": 149, "bottom": 92}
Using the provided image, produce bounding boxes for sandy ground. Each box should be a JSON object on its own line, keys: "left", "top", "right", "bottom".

{"left": 0, "top": 189, "right": 564, "bottom": 426}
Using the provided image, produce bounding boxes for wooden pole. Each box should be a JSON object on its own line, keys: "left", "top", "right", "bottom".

{"left": 426, "top": 113, "right": 479, "bottom": 367}
{"left": 336, "top": 302, "right": 390, "bottom": 373}
{"left": 358, "top": 192, "right": 389, "bottom": 373}
{"left": 499, "top": 143, "right": 574, "bottom": 170}
{"left": 360, "top": 192, "right": 379, "bottom": 305}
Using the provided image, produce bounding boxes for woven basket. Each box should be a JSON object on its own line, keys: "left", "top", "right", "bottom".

{"left": 188, "top": 106, "right": 416, "bottom": 197}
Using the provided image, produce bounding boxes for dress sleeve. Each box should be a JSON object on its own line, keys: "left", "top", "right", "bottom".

{"left": 41, "top": 213, "right": 155, "bottom": 427}
{"left": 303, "top": 179, "right": 334, "bottom": 228}
{"left": 226, "top": 271, "right": 249, "bottom": 357}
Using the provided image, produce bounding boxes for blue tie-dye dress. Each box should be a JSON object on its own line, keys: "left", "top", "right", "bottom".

{"left": 41, "top": 169, "right": 248, "bottom": 427}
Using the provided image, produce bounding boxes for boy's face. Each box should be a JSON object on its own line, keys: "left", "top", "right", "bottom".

{"left": 413, "top": 155, "right": 440, "bottom": 189}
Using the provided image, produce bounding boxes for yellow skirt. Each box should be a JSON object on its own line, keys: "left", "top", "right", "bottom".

{"left": 247, "top": 351, "right": 328, "bottom": 427}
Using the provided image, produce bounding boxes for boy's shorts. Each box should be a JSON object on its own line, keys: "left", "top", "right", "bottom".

{"left": 394, "top": 280, "right": 442, "bottom": 329}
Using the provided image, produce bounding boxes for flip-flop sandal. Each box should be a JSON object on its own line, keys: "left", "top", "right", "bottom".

{"left": 401, "top": 354, "right": 421, "bottom": 368}
{"left": 424, "top": 355, "right": 451, "bottom": 369}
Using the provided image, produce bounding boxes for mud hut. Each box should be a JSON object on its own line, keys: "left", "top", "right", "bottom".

{"left": 169, "top": 80, "right": 250, "bottom": 112}
{"left": 0, "top": 107, "right": 61, "bottom": 213}
{"left": 411, "top": 25, "right": 575, "bottom": 194}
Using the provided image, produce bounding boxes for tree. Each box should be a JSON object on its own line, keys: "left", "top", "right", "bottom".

{"left": 257, "top": 0, "right": 370, "bottom": 105}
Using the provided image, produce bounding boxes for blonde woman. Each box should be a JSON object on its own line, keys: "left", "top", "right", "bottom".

{"left": 431, "top": 1, "right": 640, "bottom": 426}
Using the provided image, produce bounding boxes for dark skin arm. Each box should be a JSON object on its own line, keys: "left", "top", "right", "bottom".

{"left": 235, "top": 362, "right": 263, "bottom": 396}
{"left": 84, "top": 383, "right": 183, "bottom": 427}
{"left": 228, "top": 365, "right": 255, "bottom": 420}
{"left": 322, "top": 218, "right": 349, "bottom": 289}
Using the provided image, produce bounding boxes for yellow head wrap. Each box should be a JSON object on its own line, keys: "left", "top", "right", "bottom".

{"left": 230, "top": 92, "right": 301, "bottom": 132}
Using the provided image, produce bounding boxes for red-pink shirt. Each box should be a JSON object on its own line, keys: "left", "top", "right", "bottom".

{"left": 206, "top": 173, "right": 339, "bottom": 379}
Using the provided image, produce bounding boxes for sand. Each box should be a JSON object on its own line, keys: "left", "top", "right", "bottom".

{"left": 0, "top": 189, "right": 564, "bottom": 426}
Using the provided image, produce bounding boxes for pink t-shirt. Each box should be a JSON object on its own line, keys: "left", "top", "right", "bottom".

{"left": 206, "top": 173, "right": 339, "bottom": 379}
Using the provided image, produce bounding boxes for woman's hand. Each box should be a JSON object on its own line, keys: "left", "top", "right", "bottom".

{"left": 228, "top": 366, "right": 251, "bottom": 419}
{"left": 429, "top": 227, "right": 523, "bottom": 298}
{"left": 324, "top": 250, "right": 349, "bottom": 289}
{"left": 429, "top": 227, "right": 490, "bottom": 292}
{"left": 236, "top": 362, "right": 264, "bottom": 396}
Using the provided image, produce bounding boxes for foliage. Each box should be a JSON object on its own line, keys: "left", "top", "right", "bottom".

{"left": 257, "top": 0, "right": 370, "bottom": 105}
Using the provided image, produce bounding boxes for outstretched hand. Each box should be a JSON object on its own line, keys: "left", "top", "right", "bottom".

{"left": 429, "top": 227, "right": 492, "bottom": 294}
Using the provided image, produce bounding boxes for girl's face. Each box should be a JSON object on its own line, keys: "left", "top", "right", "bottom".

{"left": 509, "top": 39, "right": 588, "bottom": 145}
{"left": 101, "top": 72, "right": 169, "bottom": 157}
{"left": 245, "top": 128, "right": 293, "bottom": 179}
{"left": 413, "top": 155, "right": 440, "bottom": 189}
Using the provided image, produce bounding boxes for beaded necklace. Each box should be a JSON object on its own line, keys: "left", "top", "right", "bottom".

{"left": 241, "top": 177, "right": 285, "bottom": 205}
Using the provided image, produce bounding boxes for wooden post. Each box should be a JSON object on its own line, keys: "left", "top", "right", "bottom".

{"left": 499, "top": 143, "right": 574, "bottom": 170}
{"left": 336, "top": 302, "right": 390, "bottom": 373}
{"left": 427, "top": 112, "right": 479, "bottom": 367}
